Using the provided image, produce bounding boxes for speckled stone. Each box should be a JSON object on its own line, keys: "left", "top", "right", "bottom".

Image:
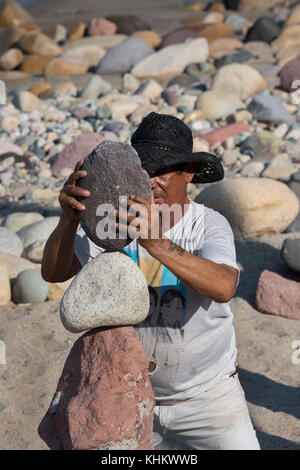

{"left": 60, "top": 252, "right": 150, "bottom": 332}
{"left": 77, "top": 141, "right": 151, "bottom": 251}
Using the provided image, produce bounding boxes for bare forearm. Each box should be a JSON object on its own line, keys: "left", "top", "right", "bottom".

{"left": 147, "top": 239, "right": 236, "bottom": 303}
{"left": 41, "top": 214, "right": 78, "bottom": 282}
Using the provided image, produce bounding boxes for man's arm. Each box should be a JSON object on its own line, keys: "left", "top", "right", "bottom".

{"left": 41, "top": 160, "right": 90, "bottom": 283}
{"left": 144, "top": 239, "right": 238, "bottom": 303}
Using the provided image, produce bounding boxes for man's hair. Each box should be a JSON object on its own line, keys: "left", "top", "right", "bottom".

{"left": 160, "top": 289, "right": 186, "bottom": 308}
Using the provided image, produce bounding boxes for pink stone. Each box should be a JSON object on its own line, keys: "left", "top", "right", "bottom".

{"left": 88, "top": 18, "right": 117, "bottom": 36}
{"left": 256, "top": 270, "right": 300, "bottom": 320}
{"left": 38, "top": 326, "right": 155, "bottom": 450}
{"left": 195, "top": 123, "right": 250, "bottom": 150}
{"left": 72, "top": 106, "right": 92, "bottom": 120}
{"left": 0, "top": 141, "right": 23, "bottom": 156}
{"left": 51, "top": 132, "right": 118, "bottom": 175}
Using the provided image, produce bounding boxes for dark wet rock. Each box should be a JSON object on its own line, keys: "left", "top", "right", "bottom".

{"left": 286, "top": 210, "right": 300, "bottom": 233}
{"left": 245, "top": 17, "right": 281, "bottom": 43}
{"left": 105, "top": 15, "right": 150, "bottom": 35}
{"left": 76, "top": 141, "right": 151, "bottom": 251}
{"left": 158, "top": 28, "right": 199, "bottom": 50}
{"left": 239, "top": 135, "right": 264, "bottom": 157}
{"left": 96, "top": 38, "right": 154, "bottom": 75}
{"left": 281, "top": 238, "right": 300, "bottom": 273}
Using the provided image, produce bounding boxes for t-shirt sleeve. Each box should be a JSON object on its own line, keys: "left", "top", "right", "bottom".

{"left": 74, "top": 225, "right": 104, "bottom": 267}
{"left": 199, "top": 207, "right": 240, "bottom": 279}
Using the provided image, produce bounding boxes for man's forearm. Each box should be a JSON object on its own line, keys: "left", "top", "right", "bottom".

{"left": 146, "top": 238, "right": 237, "bottom": 303}
{"left": 41, "top": 214, "right": 79, "bottom": 282}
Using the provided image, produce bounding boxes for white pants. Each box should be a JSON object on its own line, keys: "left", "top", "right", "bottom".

{"left": 153, "top": 373, "right": 260, "bottom": 450}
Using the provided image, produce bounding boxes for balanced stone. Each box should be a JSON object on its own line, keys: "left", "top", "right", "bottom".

{"left": 60, "top": 251, "right": 150, "bottom": 332}
{"left": 77, "top": 140, "right": 151, "bottom": 251}
{"left": 280, "top": 238, "right": 300, "bottom": 273}
{"left": 12, "top": 269, "right": 49, "bottom": 304}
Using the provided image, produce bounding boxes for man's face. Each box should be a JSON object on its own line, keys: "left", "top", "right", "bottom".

{"left": 149, "top": 164, "right": 196, "bottom": 207}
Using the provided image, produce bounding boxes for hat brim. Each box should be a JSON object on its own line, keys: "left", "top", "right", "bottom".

{"left": 132, "top": 143, "right": 224, "bottom": 184}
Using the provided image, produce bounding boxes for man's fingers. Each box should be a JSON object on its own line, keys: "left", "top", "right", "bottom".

{"left": 61, "top": 194, "right": 86, "bottom": 211}
{"left": 64, "top": 186, "right": 90, "bottom": 198}
{"left": 129, "top": 194, "right": 151, "bottom": 207}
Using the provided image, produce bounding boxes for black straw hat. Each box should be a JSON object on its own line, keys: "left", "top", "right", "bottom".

{"left": 131, "top": 112, "right": 224, "bottom": 184}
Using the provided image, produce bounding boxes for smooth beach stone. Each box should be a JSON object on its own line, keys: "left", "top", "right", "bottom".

{"left": 96, "top": 38, "right": 154, "bottom": 75}
{"left": 105, "top": 15, "right": 150, "bottom": 35}
{"left": 12, "top": 269, "right": 49, "bottom": 304}
{"left": 0, "top": 227, "right": 23, "bottom": 256}
{"left": 60, "top": 252, "right": 150, "bottom": 332}
{"left": 281, "top": 238, "right": 300, "bottom": 273}
{"left": 159, "top": 28, "right": 199, "bottom": 49}
{"left": 197, "top": 90, "right": 244, "bottom": 120}
{"left": 0, "top": 261, "right": 11, "bottom": 306}
{"left": 2, "top": 211, "right": 44, "bottom": 232}
{"left": 76, "top": 140, "right": 151, "bottom": 251}
{"left": 196, "top": 177, "right": 300, "bottom": 241}
{"left": 247, "top": 93, "right": 295, "bottom": 126}
{"left": 212, "top": 63, "right": 267, "bottom": 99}
{"left": 245, "top": 17, "right": 281, "bottom": 43}
{"left": 17, "top": 216, "right": 60, "bottom": 250}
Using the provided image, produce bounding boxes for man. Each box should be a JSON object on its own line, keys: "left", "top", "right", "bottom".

{"left": 42, "top": 112, "right": 260, "bottom": 450}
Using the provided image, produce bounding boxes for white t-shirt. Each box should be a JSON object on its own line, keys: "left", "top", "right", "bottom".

{"left": 74, "top": 199, "right": 240, "bottom": 402}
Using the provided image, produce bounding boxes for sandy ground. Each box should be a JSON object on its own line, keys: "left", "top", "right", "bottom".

{"left": 1, "top": 231, "right": 299, "bottom": 450}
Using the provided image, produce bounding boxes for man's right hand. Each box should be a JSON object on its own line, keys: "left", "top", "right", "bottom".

{"left": 59, "top": 160, "right": 90, "bottom": 223}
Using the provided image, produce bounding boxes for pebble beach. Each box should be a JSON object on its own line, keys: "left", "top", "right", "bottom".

{"left": 0, "top": 0, "right": 300, "bottom": 450}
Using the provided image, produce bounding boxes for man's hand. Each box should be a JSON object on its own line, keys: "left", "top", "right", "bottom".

{"left": 115, "top": 194, "right": 165, "bottom": 251}
{"left": 59, "top": 160, "right": 90, "bottom": 223}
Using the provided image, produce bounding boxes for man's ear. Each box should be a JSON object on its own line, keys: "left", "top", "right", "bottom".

{"left": 184, "top": 163, "right": 197, "bottom": 183}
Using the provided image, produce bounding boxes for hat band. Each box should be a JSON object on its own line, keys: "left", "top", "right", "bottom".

{"left": 133, "top": 139, "right": 192, "bottom": 154}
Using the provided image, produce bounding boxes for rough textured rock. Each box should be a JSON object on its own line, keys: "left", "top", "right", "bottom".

{"left": 256, "top": 270, "right": 300, "bottom": 320}
{"left": 132, "top": 38, "right": 209, "bottom": 79}
{"left": 12, "top": 269, "right": 49, "bottom": 304}
{"left": 38, "top": 326, "right": 155, "bottom": 450}
{"left": 281, "top": 238, "right": 300, "bottom": 273}
{"left": 60, "top": 252, "right": 150, "bottom": 332}
{"left": 2, "top": 212, "right": 44, "bottom": 232}
{"left": 248, "top": 93, "right": 295, "bottom": 126}
{"left": 76, "top": 140, "right": 151, "bottom": 250}
{"left": 245, "top": 17, "right": 281, "bottom": 43}
{"left": 17, "top": 216, "right": 60, "bottom": 250}
{"left": 96, "top": 38, "right": 154, "bottom": 75}
{"left": 51, "top": 133, "right": 117, "bottom": 175}
{"left": 106, "top": 15, "right": 150, "bottom": 35}
{"left": 0, "top": 227, "right": 23, "bottom": 256}
{"left": 196, "top": 178, "right": 300, "bottom": 241}
{"left": 0, "top": 261, "right": 11, "bottom": 306}
{"left": 213, "top": 63, "right": 267, "bottom": 98}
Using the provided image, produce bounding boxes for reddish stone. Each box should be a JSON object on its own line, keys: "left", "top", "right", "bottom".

{"left": 159, "top": 28, "right": 199, "bottom": 49}
{"left": 279, "top": 56, "right": 300, "bottom": 93}
{"left": 72, "top": 106, "right": 92, "bottom": 120}
{"left": 38, "top": 326, "right": 155, "bottom": 450}
{"left": 256, "top": 270, "right": 300, "bottom": 320}
{"left": 88, "top": 18, "right": 117, "bottom": 36}
{"left": 195, "top": 123, "right": 250, "bottom": 150}
{"left": 51, "top": 132, "right": 118, "bottom": 175}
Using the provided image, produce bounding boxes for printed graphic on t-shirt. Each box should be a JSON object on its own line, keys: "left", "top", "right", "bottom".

{"left": 123, "top": 244, "right": 186, "bottom": 344}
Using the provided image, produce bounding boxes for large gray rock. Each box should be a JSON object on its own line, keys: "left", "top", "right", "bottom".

{"left": 17, "top": 217, "right": 60, "bottom": 250}
{"left": 248, "top": 93, "right": 295, "bottom": 126}
{"left": 96, "top": 38, "right": 154, "bottom": 75}
{"left": 60, "top": 252, "right": 149, "bottom": 332}
{"left": 77, "top": 140, "right": 151, "bottom": 251}
{"left": 2, "top": 212, "right": 44, "bottom": 232}
{"left": 281, "top": 238, "right": 300, "bottom": 273}
{"left": 12, "top": 269, "right": 49, "bottom": 304}
{"left": 0, "top": 227, "right": 23, "bottom": 256}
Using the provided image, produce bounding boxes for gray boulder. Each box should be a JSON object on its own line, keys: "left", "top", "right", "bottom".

{"left": 17, "top": 217, "right": 60, "bottom": 250}
{"left": 248, "top": 93, "right": 295, "bottom": 126}
{"left": 281, "top": 238, "right": 300, "bottom": 273}
{"left": 12, "top": 269, "right": 49, "bottom": 304}
{"left": 96, "top": 38, "right": 154, "bottom": 75}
